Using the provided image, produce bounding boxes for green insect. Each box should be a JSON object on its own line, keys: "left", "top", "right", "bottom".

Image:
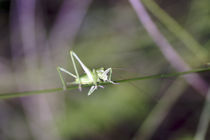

{"left": 57, "top": 51, "right": 117, "bottom": 95}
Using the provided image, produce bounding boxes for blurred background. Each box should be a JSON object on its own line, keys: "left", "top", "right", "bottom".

{"left": 0, "top": 0, "right": 209, "bottom": 140}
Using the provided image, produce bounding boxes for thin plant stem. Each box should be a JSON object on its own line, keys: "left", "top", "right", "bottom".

{"left": 0, "top": 67, "right": 209, "bottom": 100}
{"left": 195, "top": 89, "right": 210, "bottom": 140}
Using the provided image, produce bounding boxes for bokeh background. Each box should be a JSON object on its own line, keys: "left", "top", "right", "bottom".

{"left": 0, "top": 0, "right": 209, "bottom": 140}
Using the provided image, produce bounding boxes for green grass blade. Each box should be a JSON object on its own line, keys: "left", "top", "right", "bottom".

{"left": 142, "top": 0, "right": 208, "bottom": 63}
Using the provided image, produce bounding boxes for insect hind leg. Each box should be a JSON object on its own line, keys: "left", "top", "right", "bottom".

{"left": 70, "top": 51, "right": 82, "bottom": 91}
{"left": 57, "top": 66, "right": 77, "bottom": 90}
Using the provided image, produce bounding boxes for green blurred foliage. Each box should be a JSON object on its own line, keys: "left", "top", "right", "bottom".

{"left": 0, "top": 0, "right": 209, "bottom": 139}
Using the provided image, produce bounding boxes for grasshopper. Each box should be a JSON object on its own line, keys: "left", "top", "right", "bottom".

{"left": 57, "top": 51, "right": 117, "bottom": 95}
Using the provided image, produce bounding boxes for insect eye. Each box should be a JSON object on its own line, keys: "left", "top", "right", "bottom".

{"left": 99, "top": 77, "right": 104, "bottom": 81}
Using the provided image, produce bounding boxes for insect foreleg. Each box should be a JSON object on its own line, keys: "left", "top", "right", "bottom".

{"left": 108, "top": 68, "right": 112, "bottom": 81}
{"left": 104, "top": 68, "right": 118, "bottom": 84}
{"left": 103, "top": 68, "right": 112, "bottom": 80}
